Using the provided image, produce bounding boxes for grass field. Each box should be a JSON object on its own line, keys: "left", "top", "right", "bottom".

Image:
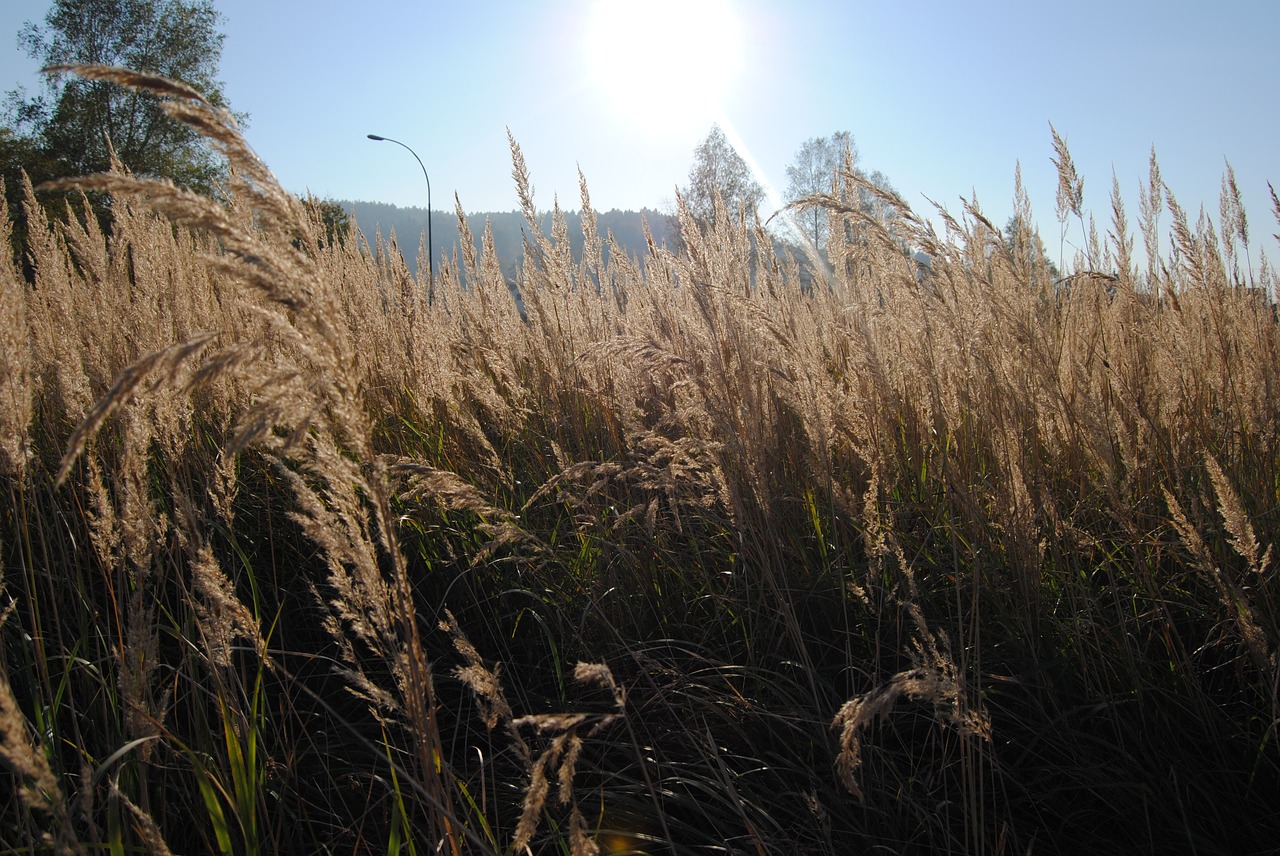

{"left": 2, "top": 67, "right": 1278, "bottom": 855}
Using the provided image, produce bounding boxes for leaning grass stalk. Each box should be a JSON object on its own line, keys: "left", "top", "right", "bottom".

{"left": 0, "top": 661, "right": 83, "bottom": 854}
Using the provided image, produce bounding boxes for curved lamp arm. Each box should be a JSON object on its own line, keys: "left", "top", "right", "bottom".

{"left": 367, "top": 134, "right": 433, "bottom": 293}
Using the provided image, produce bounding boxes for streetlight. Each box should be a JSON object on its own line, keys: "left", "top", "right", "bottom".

{"left": 367, "top": 133, "right": 433, "bottom": 292}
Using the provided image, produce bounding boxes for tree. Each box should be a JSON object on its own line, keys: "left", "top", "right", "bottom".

{"left": 303, "top": 197, "right": 352, "bottom": 249}
{"left": 783, "top": 131, "right": 854, "bottom": 253}
{"left": 783, "top": 132, "right": 906, "bottom": 264}
{"left": 678, "top": 124, "right": 764, "bottom": 235}
{"left": 857, "top": 168, "right": 903, "bottom": 229}
{"left": 1003, "top": 215, "right": 1060, "bottom": 281}
{"left": 4, "top": 0, "right": 238, "bottom": 196}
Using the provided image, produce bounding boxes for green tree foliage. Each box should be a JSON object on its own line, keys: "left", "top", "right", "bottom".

{"left": 304, "top": 197, "right": 352, "bottom": 249}
{"left": 5, "top": 0, "right": 237, "bottom": 193}
{"left": 2, "top": 0, "right": 239, "bottom": 271}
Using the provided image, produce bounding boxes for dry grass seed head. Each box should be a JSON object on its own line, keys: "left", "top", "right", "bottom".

{"left": 509, "top": 663, "right": 624, "bottom": 850}
{"left": 1205, "top": 455, "right": 1268, "bottom": 573}
{"left": 0, "top": 182, "right": 33, "bottom": 478}
{"left": 569, "top": 804, "right": 601, "bottom": 856}
{"left": 0, "top": 670, "right": 65, "bottom": 818}
{"left": 441, "top": 610, "right": 523, "bottom": 754}
{"left": 1220, "top": 162, "right": 1249, "bottom": 279}
{"left": 512, "top": 741, "right": 555, "bottom": 851}
{"left": 190, "top": 541, "right": 263, "bottom": 668}
{"left": 832, "top": 657, "right": 991, "bottom": 802}
{"left": 111, "top": 783, "right": 175, "bottom": 856}
{"left": 1204, "top": 456, "right": 1274, "bottom": 670}
{"left": 0, "top": 607, "right": 83, "bottom": 854}
{"left": 1165, "top": 476, "right": 1272, "bottom": 676}
{"left": 1050, "top": 123, "right": 1084, "bottom": 222}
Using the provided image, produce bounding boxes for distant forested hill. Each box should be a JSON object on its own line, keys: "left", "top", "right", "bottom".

{"left": 340, "top": 200, "right": 672, "bottom": 280}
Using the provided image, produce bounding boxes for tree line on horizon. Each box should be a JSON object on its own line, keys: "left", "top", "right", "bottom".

{"left": 338, "top": 200, "right": 671, "bottom": 282}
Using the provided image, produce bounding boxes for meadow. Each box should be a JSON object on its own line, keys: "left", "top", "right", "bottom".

{"left": 1, "top": 67, "right": 1278, "bottom": 854}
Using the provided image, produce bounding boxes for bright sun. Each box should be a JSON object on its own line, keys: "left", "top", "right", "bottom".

{"left": 584, "top": 0, "right": 744, "bottom": 135}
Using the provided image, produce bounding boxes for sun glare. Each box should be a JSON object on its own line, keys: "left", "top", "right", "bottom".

{"left": 585, "top": 0, "right": 744, "bottom": 135}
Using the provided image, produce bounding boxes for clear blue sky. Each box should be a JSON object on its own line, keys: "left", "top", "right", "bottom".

{"left": 3, "top": 0, "right": 1277, "bottom": 266}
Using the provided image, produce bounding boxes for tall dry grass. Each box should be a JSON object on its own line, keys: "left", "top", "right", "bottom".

{"left": 0, "top": 66, "right": 1278, "bottom": 854}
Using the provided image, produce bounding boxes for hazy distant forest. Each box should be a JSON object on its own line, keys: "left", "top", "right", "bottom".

{"left": 342, "top": 202, "right": 668, "bottom": 281}
{"left": 3, "top": 3, "right": 1280, "bottom": 856}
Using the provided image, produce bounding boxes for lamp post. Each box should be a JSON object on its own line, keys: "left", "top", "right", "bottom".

{"left": 367, "top": 134, "right": 433, "bottom": 292}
